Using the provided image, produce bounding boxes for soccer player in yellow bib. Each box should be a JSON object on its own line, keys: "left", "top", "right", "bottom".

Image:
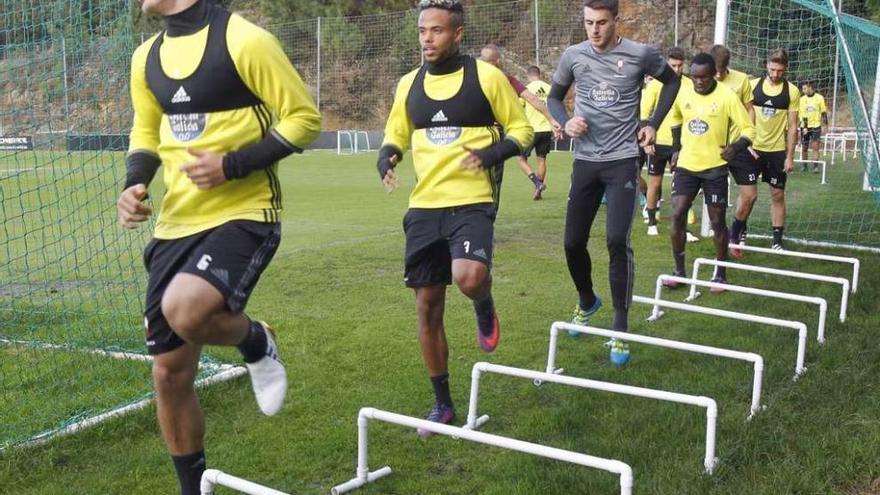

{"left": 640, "top": 46, "right": 687, "bottom": 236}
{"left": 116, "top": 0, "right": 320, "bottom": 493}
{"left": 517, "top": 65, "right": 556, "bottom": 199}
{"left": 663, "top": 53, "right": 755, "bottom": 289}
{"left": 376, "top": 0, "right": 533, "bottom": 435}
{"left": 799, "top": 81, "right": 828, "bottom": 170}
{"left": 729, "top": 49, "right": 801, "bottom": 251}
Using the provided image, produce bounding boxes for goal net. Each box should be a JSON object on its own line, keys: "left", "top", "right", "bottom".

{"left": 0, "top": 0, "right": 242, "bottom": 450}
{"left": 721, "top": 0, "right": 880, "bottom": 249}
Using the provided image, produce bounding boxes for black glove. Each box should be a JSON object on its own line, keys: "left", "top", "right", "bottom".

{"left": 376, "top": 145, "right": 402, "bottom": 180}
{"left": 722, "top": 137, "right": 751, "bottom": 163}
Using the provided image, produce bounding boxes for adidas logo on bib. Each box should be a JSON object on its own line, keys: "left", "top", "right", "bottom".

{"left": 172, "top": 86, "right": 191, "bottom": 104}
{"left": 431, "top": 110, "right": 448, "bottom": 123}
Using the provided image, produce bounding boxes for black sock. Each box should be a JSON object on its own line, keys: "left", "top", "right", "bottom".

{"left": 713, "top": 265, "right": 727, "bottom": 280}
{"left": 236, "top": 319, "right": 268, "bottom": 363}
{"left": 578, "top": 291, "right": 597, "bottom": 311}
{"left": 473, "top": 294, "right": 495, "bottom": 336}
{"left": 430, "top": 373, "right": 453, "bottom": 408}
{"left": 731, "top": 218, "right": 746, "bottom": 240}
{"left": 647, "top": 208, "right": 658, "bottom": 226}
{"left": 773, "top": 226, "right": 784, "bottom": 245}
{"left": 612, "top": 307, "right": 628, "bottom": 332}
{"left": 528, "top": 172, "right": 541, "bottom": 186}
{"left": 674, "top": 251, "right": 686, "bottom": 275}
{"left": 172, "top": 450, "right": 206, "bottom": 495}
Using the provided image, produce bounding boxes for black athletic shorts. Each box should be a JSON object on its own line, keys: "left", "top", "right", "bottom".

{"left": 728, "top": 148, "right": 760, "bottom": 186}
{"left": 403, "top": 203, "right": 495, "bottom": 288}
{"left": 522, "top": 131, "right": 553, "bottom": 158}
{"left": 756, "top": 150, "right": 788, "bottom": 189}
{"left": 647, "top": 145, "right": 676, "bottom": 176}
{"left": 142, "top": 220, "right": 281, "bottom": 355}
{"left": 672, "top": 166, "right": 728, "bottom": 206}
{"left": 801, "top": 127, "right": 822, "bottom": 145}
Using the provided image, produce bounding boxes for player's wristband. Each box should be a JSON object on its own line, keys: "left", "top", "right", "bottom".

{"left": 469, "top": 139, "right": 521, "bottom": 169}
{"left": 124, "top": 151, "right": 161, "bottom": 191}
{"left": 223, "top": 131, "right": 302, "bottom": 180}
{"left": 377, "top": 145, "right": 402, "bottom": 179}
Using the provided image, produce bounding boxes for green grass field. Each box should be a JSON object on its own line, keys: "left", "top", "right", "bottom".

{"left": 1, "top": 150, "right": 879, "bottom": 494}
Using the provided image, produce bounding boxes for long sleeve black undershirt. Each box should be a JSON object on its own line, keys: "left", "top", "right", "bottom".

{"left": 124, "top": 151, "right": 162, "bottom": 190}
{"left": 648, "top": 65, "right": 681, "bottom": 130}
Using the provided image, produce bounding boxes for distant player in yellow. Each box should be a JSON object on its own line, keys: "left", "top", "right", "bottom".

{"left": 117, "top": 0, "right": 321, "bottom": 493}
{"left": 710, "top": 44, "right": 761, "bottom": 252}
{"left": 478, "top": 47, "right": 561, "bottom": 200}
{"left": 517, "top": 65, "right": 556, "bottom": 199}
{"left": 729, "top": 49, "right": 800, "bottom": 251}
{"left": 799, "top": 81, "right": 827, "bottom": 170}
{"left": 376, "top": 0, "right": 532, "bottom": 435}
{"left": 663, "top": 53, "right": 755, "bottom": 289}
{"left": 640, "top": 46, "right": 687, "bottom": 236}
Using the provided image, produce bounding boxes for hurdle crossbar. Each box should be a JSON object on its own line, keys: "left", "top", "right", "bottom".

{"left": 200, "top": 470, "right": 289, "bottom": 495}
{"left": 331, "top": 407, "right": 634, "bottom": 495}
{"left": 727, "top": 244, "right": 860, "bottom": 293}
{"left": 464, "top": 362, "right": 718, "bottom": 473}
{"left": 633, "top": 295, "right": 808, "bottom": 378}
{"left": 655, "top": 275, "right": 830, "bottom": 343}
{"left": 793, "top": 159, "right": 828, "bottom": 184}
{"left": 547, "top": 322, "right": 764, "bottom": 419}
{"left": 691, "top": 258, "right": 849, "bottom": 322}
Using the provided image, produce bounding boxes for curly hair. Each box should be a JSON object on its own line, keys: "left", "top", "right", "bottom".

{"left": 418, "top": 0, "right": 465, "bottom": 27}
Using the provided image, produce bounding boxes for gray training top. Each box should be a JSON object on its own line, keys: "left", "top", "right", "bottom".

{"left": 553, "top": 38, "right": 667, "bottom": 162}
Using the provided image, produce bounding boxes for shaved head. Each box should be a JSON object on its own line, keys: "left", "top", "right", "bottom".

{"left": 480, "top": 44, "right": 501, "bottom": 67}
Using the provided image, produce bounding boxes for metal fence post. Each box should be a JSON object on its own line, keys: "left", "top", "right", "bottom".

{"left": 830, "top": 0, "right": 842, "bottom": 128}
{"left": 317, "top": 17, "right": 322, "bottom": 112}
{"left": 535, "top": 0, "right": 540, "bottom": 66}
{"left": 61, "top": 35, "right": 70, "bottom": 132}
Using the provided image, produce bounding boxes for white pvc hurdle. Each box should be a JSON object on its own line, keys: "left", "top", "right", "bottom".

{"left": 632, "top": 296, "right": 808, "bottom": 378}
{"left": 331, "top": 408, "right": 634, "bottom": 495}
{"left": 793, "top": 159, "right": 827, "bottom": 184}
{"left": 690, "top": 258, "right": 850, "bottom": 322}
{"left": 545, "top": 322, "right": 764, "bottom": 419}
{"left": 200, "top": 470, "right": 289, "bottom": 495}
{"left": 655, "top": 275, "right": 830, "bottom": 344}
{"left": 727, "top": 244, "right": 860, "bottom": 294}
{"left": 463, "top": 362, "right": 719, "bottom": 474}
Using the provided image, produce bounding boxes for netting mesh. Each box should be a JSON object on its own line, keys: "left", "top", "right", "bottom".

{"left": 0, "top": 0, "right": 232, "bottom": 449}
{"left": 724, "top": 0, "right": 880, "bottom": 248}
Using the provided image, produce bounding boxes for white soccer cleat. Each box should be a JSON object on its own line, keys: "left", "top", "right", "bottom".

{"left": 647, "top": 225, "right": 659, "bottom": 236}
{"left": 686, "top": 231, "right": 700, "bottom": 243}
{"left": 245, "top": 322, "right": 288, "bottom": 416}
